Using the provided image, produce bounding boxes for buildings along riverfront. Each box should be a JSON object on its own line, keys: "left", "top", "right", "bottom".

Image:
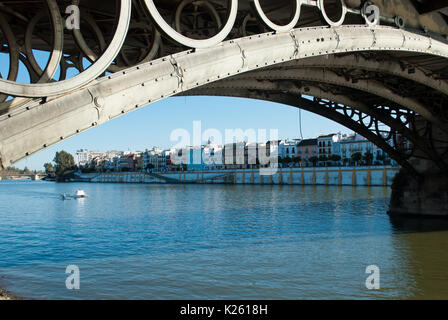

{"left": 75, "top": 133, "right": 401, "bottom": 173}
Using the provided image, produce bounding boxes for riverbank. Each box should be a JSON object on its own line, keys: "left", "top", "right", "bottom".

{"left": 88, "top": 166, "right": 400, "bottom": 186}
{"left": 0, "top": 287, "right": 19, "bottom": 300}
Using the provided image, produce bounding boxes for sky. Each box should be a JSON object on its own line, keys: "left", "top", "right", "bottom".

{"left": 1, "top": 52, "right": 352, "bottom": 171}
{"left": 15, "top": 96, "right": 351, "bottom": 170}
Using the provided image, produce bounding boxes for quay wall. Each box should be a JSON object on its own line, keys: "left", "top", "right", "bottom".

{"left": 89, "top": 166, "right": 399, "bottom": 186}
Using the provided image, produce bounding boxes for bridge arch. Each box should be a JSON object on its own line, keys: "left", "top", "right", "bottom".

{"left": 183, "top": 88, "right": 420, "bottom": 174}
{"left": 0, "top": 25, "right": 448, "bottom": 174}
{"left": 188, "top": 80, "right": 446, "bottom": 170}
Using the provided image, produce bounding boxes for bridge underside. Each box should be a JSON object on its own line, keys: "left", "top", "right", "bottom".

{"left": 1, "top": 0, "right": 448, "bottom": 216}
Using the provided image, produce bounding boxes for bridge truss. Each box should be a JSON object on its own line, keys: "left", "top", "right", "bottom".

{"left": 0, "top": 0, "right": 448, "bottom": 176}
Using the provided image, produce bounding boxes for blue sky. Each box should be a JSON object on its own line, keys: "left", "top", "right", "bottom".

{"left": 1, "top": 52, "right": 351, "bottom": 171}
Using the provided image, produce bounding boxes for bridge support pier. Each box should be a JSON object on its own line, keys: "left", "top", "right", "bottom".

{"left": 389, "top": 167, "right": 448, "bottom": 217}
{"left": 389, "top": 121, "right": 448, "bottom": 217}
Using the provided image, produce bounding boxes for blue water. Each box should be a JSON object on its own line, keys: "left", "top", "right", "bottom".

{"left": 0, "top": 181, "right": 447, "bottom": 299}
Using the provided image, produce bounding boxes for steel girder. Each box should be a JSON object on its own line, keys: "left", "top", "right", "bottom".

{"left": 411, "top": 0, "right": 448, "bottom": 14}
{"left": 184, "top": 86, "right": 419, "bottom": 174}
{"left": 274, "top": 54, "right": 448, "bottom": 96}
{"left": 1, "top": 25, "right": 448, "bottom": 169}
{"left": 230, "top": 68, "right": 447, "bottom": 131}
{"left": 189, "top": 79, "right": 448, "bottom": 171}
{"left": 0, "top": 0, "right": 133, "bottom": 98}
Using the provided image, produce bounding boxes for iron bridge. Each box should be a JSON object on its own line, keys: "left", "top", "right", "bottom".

{"left": 0, "top": 0, "right": 448, "bottom": 179}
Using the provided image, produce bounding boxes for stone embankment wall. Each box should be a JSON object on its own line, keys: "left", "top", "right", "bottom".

{"left": 90, "top": 166, "right": 399, "bottom": 186}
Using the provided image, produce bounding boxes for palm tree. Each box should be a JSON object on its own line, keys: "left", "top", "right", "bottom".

{"left": 363, "top": 151, "right": 374, "bottom": 165}
{"left": 329, "top": 154, "right": 341, "bottom": 165}
{"left": 309, "top": 156, "right": 318, "bottom": 167}
{"left": 351, "top": 152, "right": 362, "bottom": 166}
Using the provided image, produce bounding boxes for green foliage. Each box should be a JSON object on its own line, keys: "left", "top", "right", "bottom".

{"left": 53, "top": 151, "right": 75, "bottom": 176}
{"left": 81, "top": 167, "right": 96, "bottom": 174}
{"left": 309, "top": 156, "right": 318, "bottom": 165}
{"left": 1, "top": 166, "right": 41, "bottom": 175}
{"left": 329, "top": 154, "right": 341, "bottom": 162}
{"left": 376, "top": 152, "right": 386, "bottom": 162}
{"left": 44, "top": 163, "right": 55, "bottom": 174}
{"left": 292, "top": 156, "right": 302, "bottom": 163}
{"left": 363, "top": 151, "right": 374, "bottom": 165}
{"left": 351, "top": 152, "right": 362, "bottom": 163}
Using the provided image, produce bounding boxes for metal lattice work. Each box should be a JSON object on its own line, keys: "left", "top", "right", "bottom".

{"left": 0, "top": 0, "right": 447, "bottom": 100}
{"left": 0, "top": 0, "right": 447, "bottom": 173}
{"left": 189, "top": 80, "right": 448, "bottom": 172}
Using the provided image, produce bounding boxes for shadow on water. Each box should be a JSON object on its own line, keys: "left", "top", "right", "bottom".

{"left": 389, "top": 215, "right": 448, "bottom": 233}
{"left": 387, "top": 215, "right": 448, "bottom": 300}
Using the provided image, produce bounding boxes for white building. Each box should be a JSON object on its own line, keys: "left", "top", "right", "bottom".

{"left": 180, "top": 142, "right": 225, "bottom": 171}
{"left": 76, "top": 149, "right": 109, "bottom": 167}
{"left": 75, "top": 149, "right": 90, "bottom": 167}
{"left": 203, "top": 143, "right": 224, "bottom": 170}
{"left": 278, "top": 140, "right": 299, "bottom": 159}
{"left": 317, "top": 134, "right": 343, "bottom": 158}
{"left": 143, "top": 147, "right": 166, "bottom": 172}
{"left": 339, "top": 133, "right": 388, "bottom": 163}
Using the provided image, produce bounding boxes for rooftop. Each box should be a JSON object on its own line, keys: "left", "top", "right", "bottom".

{"left": 298, "top": 139, "right": 318, "bottom": 147}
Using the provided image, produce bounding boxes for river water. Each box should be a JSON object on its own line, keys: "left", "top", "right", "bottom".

{"left": 0, "top": 180, "right": 447, "bottom": 300}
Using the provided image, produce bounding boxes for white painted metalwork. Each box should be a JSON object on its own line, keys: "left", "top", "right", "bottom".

{"left": 0, "top": 0, "right": 433, "bottom": 100}
{"left": 317, "top": 0, "right": 347, "bottom": 27}
{"left": 277, "top": 55, "right": 448, "bottom": 95}
{"left": 24, "top": 0, "right": 63, "bottom": 83}
{"left": 250, "top": 0, "right": 302, "bottom": 32}
{"left": 0, "top": 0, "right": 132, "bottom": 98}
{"left": 144, "top": 0, "right": 238, "bottom": 49}
{"left": 1, "top": 25, "right": 447, "bottom": 167}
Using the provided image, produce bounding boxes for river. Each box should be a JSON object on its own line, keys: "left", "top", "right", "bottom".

{"left": 0, "top": 180, "right": 447, "bottom": 299}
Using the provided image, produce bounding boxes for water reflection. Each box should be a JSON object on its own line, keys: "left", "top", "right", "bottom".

{"left": 390, "top": 215, "right": 448, "bottom": 233}
{"left": 0, "top": 181, "right": 446, "bottom": 299}
{"left": 389, "top": 215, "right": 448, "bottom": 299}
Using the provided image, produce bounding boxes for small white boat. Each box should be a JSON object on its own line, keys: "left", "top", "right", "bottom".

{"left": 73, "top": 189, "right": 88, "bottom": 199}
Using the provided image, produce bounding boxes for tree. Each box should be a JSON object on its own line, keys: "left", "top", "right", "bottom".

{"left": 329, "top": 154, "right": 341, "bottom": 162}
{"left": 53, "top": 151, "right": 75, "bottom": 176}
{"left": 318, "top": 155, "right": 328, "bottom": 166}
{"left": 292, "top": 156, "right": 302, "bottom": 163}
{"left": 281, "top": 157, "right": 292, "bottom": 166}
{"left": 363, "top": 151, "right": 374, "bottom": 165}
{"left": 376, "top": 152, "right": 386, "bottom": 163}
{"left": 309, "top": 156, "right": 318, "bottom": 166}
{"left": 44, "top": 162, "right": 55, "bottom": 175}
{"left": 351, "top": 152, "right": 362, "bottom": 165}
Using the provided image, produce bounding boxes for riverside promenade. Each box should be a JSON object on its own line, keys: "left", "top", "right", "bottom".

{"left": 88, "top": 166, "right": 399, "bottom": 186}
